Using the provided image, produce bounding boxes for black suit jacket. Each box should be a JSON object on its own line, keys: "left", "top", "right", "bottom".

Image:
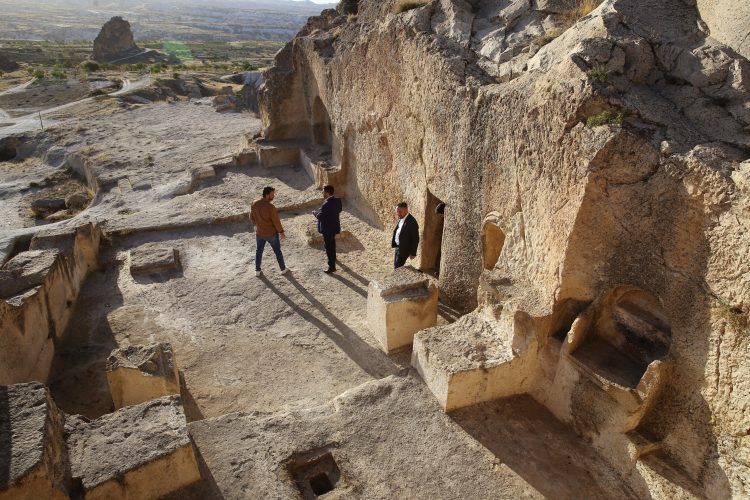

{"left": 392, "top": 213, "right": 419, "bottom": 256}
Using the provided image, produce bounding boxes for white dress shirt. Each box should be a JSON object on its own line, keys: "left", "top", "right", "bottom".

{"left": 395, "top": 217, "right": 405, "bottom": 246}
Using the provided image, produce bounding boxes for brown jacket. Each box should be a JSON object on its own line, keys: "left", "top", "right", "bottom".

{"left": 250, "top": 198, "right": 284, "bottom": 238}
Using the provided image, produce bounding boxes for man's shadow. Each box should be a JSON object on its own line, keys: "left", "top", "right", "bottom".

{"left": 260, "top": 274, "right": 397, "bottom": 379}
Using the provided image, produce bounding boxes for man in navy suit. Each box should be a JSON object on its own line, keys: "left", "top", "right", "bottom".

{"left": 314, "top": 185, "right": 343, "bottom": 273}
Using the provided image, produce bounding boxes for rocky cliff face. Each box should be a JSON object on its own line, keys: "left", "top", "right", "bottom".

{"left": 259, "top": 0, "right": 750, "bottom": 496}
{"left": 92, "top": 16, "right": 141, "bottom": 63}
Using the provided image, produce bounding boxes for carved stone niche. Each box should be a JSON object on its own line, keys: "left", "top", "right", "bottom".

{"left": 561, "top": 285, "right": 673, "bottom": 431}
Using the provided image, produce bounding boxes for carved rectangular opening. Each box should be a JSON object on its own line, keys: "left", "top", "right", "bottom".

{"left": 288, "top": 450, "right": 341, "bottom": 499}
{"left": 420, "top": 189, "right": 444, "bottom": 275}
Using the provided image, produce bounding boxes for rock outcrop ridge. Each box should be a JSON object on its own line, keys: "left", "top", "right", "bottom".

{"left": 258, "top": 0, "right": 750, "bottom": 496}
{"left": 92, "top": 16, "right": 166, "bottom": 64}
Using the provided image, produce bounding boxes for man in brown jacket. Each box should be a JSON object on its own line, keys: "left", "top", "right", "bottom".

{"left": 250, "top": 186, "right": 288, "bottom": 277}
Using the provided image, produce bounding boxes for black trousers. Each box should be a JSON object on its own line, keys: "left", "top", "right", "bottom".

{"left": 323, "top": 233, "right": 336, "bottom": 270}
{"left": 394, "top": 248, "right": 409, "bottom": 269}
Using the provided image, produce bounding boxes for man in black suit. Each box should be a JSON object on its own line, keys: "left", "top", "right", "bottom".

{"left": 313, "top": 185, "right": 343, "bottom": 273}
{"left": 391, "top": 202, "right": 419, "bottom": 269}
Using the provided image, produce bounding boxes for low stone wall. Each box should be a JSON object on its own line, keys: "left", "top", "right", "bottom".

{"left": 0, "top": 223, "right": 101, "bottom": 385}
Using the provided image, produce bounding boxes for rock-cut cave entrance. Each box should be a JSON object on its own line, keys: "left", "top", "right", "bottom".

{"left": 420, "top": 190, "right": 445, "bottom": 276}
{"left": 312, "top": 96, "right": 333, "bottom": 148}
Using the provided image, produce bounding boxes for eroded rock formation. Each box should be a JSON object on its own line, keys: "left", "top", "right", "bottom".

{"left": 92, "top": 16, "right": 166, "bottom": 64}
{"left": 92, "top": 17, "right": 140, "bottom": 63}
{"left": 258, "top": 0, "right": 750, "bottom": 496}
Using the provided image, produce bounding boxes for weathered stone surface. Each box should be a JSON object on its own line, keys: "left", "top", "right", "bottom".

{"left": 65, "top": 395, "right": 201, "bottom": 499}
{"left": 129, "top": 245, "right": 179, "bottom": 274}
{"left": 259, "top": 0, "right": 750, "bottom": 495}
{"left": 1, "top": 225, "right": 101, "bottom": 385}
{"left": 188, "top": 374, "right": 638, "bottom": 498}
{"left": 367, "top": 266, "right": 438, "bottom": 353}
{"left": 413, "top": 313, "right": 536, "bottom": 411}
{"left": 0, "top": 383, "right": 68, "bottom": 500}
{"left": 64, "top": 191, "right": 89, "bottom": 209}
{"left": 106, "top": 342, "right": 180, "bottom": 409}
{"left": 697, "top": 0, "right": 750, "bottom": 58}
{"left": 0, "top": 249, "right": 59, "bottom": 298}
{"left": 30, "top": 198, "right": 66, "bottom": 217}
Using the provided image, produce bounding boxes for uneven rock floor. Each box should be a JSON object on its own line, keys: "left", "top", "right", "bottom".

{"left": 3, "top": 95, "right": 637, "bottom": 498}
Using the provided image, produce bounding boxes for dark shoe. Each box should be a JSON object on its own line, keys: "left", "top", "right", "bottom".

{"left": 324, "top": 268, "right": 336, "bottom": 274}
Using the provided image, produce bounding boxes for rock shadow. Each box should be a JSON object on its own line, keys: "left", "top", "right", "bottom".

{"left": 261, "top": 274, "right": 397, "bottom": 379}
{"left": 450, "top": 395, "right": 641, "bottom": 499}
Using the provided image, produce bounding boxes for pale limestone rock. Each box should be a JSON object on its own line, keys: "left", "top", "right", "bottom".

{"left": 65, "top": 396, "right": 201, "bottom": 500}
{"left": 106, "top": 342, "right": 180, "bottom": 409}
{"left": 696, "top": 0, "right": 750, "bottom": 58}
{"left": 129, "top": 245, "right": 180, "bottom": 274}
{"left": 367, "top": 266, "right": 438, "bottom": 353}
{"left": 0, "top": 383, "right": 68, "bottom": 500}
{"left": 259, "top": 0, "right": 750, "bottom": 495}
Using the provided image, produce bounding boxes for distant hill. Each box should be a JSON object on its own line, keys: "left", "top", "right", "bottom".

{"left": 0, "top": 0, "right": 338, "bottom": 43}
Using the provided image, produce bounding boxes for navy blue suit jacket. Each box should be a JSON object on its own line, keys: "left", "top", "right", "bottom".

{"left": 316, "top": 196, "right": 342, "bottom": 235}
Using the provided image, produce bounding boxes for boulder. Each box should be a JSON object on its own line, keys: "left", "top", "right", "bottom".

{"left": 30, "top": 198, "right": 66, "bottom": 217}
{"left": 65, "top": 396, "right": 202, "bottom": 499}
{"left": 0, "top": 383, "right": 68, "bottom": 500}
{"left": 0, "top": 52, "right": 19, "bottom": 72}
{"left": 92, "top": 17, "right": 141, "bottom": 63}
{"left": 106, "top": 342, "right": 180, "bottom": 409}
{"left": 65, "top": 191, "right": 89, "bottom": 209}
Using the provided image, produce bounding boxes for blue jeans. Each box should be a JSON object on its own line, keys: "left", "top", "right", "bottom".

{"left": 255, "top": 234, "right": 285, "bottom": 272}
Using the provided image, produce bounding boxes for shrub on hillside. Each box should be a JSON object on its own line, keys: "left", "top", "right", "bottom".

{"left": 81, "top": 61, "right": 100, "bottom": 73}
{"left": 393, "top": 0, "right": 429, "bottom": 14}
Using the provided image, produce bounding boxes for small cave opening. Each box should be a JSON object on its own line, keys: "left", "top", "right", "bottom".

{"left": 481, "top": 215, "right": 505, "bottom": 271}
{"left": 0, "top": 138, "right": 18, "bottom": 162}
{"left": 308, "top": 473, "right": 334, "bottom": 496}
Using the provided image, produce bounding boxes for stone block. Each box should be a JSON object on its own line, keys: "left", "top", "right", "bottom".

{"left": 412, "top": 314, "right": 535, "bottom": 411}
{"left": 367, "top": 266, "right": 438, "bottom": 353}
{"left": 129, "top": 245, "right": 180, "bottom": 274}
{"left": 66, "top": 395, "right": 201, "bottom": 500}
{"left": 0, "top": 250, "right": 60, "bottom": 298}
{"left": 106, "top": 342, "right": 180, "bottom": 409}
{"left": 0, "top": 383, "right": 68, "bottom": 500}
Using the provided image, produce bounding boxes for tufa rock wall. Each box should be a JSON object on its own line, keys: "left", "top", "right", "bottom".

{"left": 260, "top": 0, "right": 750, "bottom": 496}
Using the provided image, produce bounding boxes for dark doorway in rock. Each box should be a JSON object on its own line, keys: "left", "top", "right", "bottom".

{"left": 420, "top": 190, "right": 445, "bottom": 276}
{"left": 312, "top": 96, "right": 332, "bottom": 147}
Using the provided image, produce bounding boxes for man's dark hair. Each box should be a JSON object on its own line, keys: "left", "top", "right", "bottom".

{"left": 323, "top": 185, "right": 334, "bottom": 195}
{"left": 262, "top": 186, "right": 275, "bottom": 197}
{"left": 397, "top": 202, "right": 408, "bottom": 209}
